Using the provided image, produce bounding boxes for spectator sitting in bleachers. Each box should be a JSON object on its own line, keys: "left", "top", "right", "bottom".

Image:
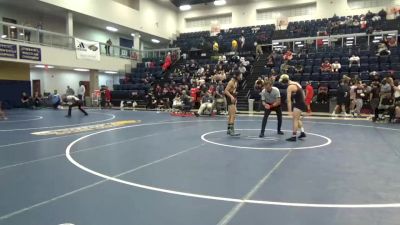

{"left": 162, "top": 52, "right": 172, "bottom": 72}
{"left": 331, "top": 60, "right": 341, "bottom": 72}
{"left": 320, "top": 60, "right": 332, "bottom": 72}
{"left": 146, "top": 93, "right": 157, "bottom": 109}
{"left": 280, "top": 61, "right": 290, "bottom": 74}
{"left": 213, "top": 41, "right": 219, "bottom": 53}
{"left": 240, "top": 57, "right": 250, "bottom": 66}
{"left": 372, "top": 15, "right": 381, "bottom": 22}
{"left": 195, "top": 91, "right": 214, "bottom": 116}
{"left": 349, "top": 54, "right": 360, "bottom": 68}
{"left": 239, "top": 64, "right": 247, "bottom": 74}
{"left": 294, "top": 63, "right": 303, "bottom": 73}
{"left": 266, "top": 55, "right": 275, "bottom": 68}
{"left": 353, "top": 19, "right": 360, "bottom": 27}
{"left": 283, "top": 49, "right": 293, "bottom": 61}
{"left": 376, "top": 42, "right": 391, "bottom": 56}
{"left": 360, "top": 19, "right": 368, "bottom": 30}
{"left": 231, "top": 39, "right": 238, "bottom": 52}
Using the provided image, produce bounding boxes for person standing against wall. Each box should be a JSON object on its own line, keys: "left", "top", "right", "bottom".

{"left": 78, "top": 83, "right": 86, "bottom": 104}
{"left": 105, "top": 38, "right": 112, "bottom": 56}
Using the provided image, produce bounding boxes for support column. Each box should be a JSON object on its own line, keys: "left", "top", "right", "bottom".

{"left": 133, "top": 32, "right": 141, "bottom": 61}
{"left": 66, "top": 11, "right": 74, "bottom": 48}
{"left": 89, "top": 69, "right": 99, "bottom": 98}
{"left": 66, "top": 11, "right": 74, "bottom": 36}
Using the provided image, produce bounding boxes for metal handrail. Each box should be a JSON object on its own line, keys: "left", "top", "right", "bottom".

{"left": 0, "top": 21, "right": 181, "bottom": 62}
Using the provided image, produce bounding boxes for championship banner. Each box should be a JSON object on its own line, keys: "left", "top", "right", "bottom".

{"left": 20, "top": 45, "right": 41, "bottom": 61}
{"left": 75, "top": 38, "right": 100, "bottom": 61}
{"left": 0, "top": 43, "right": 17, "bottom": 59}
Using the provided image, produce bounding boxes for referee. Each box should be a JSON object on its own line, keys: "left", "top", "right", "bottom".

{"left": 259, "top": 80, "right": 283, "bottom": 137}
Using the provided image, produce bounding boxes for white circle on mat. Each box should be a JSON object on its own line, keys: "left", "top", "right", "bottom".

{"left": 201, "top": 129, "right": 332, "bottom": 151}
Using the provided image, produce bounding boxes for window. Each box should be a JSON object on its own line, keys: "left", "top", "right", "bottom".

{"left": 185, "top": 14, "right": 232, "bottom": 28}
{"left": 347, "top": 0, "right": 392, "bottom": 9}
{"left": 257, "top": 3, "right": 316, "bottom": 20}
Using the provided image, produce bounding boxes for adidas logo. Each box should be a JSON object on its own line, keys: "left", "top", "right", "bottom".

{"left": 77, "top": 42, "right": 85, "bottom": 49}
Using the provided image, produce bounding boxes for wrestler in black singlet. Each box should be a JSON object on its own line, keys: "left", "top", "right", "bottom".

{"left": 289, "top": 83, "right": 307, "bottom": 112}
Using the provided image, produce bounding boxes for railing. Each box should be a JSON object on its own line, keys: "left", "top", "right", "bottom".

{"left": 140, "top": 48, "right": 181, "bottom": 61}
{"left": 271, "top": 30, "right": 398, "bottom": 53}
{"left": 0, "top": 21, "right": 140, "bottom": 59}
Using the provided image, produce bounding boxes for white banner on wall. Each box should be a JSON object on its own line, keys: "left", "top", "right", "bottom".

{"left": 75, "top": 38, "right": 100, "bottom": 61}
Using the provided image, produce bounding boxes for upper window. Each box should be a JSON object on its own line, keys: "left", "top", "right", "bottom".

{"left": 257, "top": 3, "right": 316, "bottom": 20}
{"left": 186, "top": 14, "right": 232, "bottom": 28}
{"left": 347, "top": 0, "right": 392, "bottom": 9}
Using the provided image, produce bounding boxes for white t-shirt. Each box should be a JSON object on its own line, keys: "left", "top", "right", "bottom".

{"left": 394, "top": 85, "right": 400, "bottom": 98}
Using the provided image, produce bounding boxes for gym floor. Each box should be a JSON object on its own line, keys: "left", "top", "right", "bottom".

{"left": 0, "top": 109, "right": 399, "bottom": 225}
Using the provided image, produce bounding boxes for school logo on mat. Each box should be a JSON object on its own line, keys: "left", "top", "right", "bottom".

{"left": 32, "top": 120, "right": 140, "bottom": 136}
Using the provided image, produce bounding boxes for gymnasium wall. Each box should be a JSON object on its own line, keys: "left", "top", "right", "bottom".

{"left": 178, "top": 0, "right": 397, "bottom": 33}
{"left": 39, "top": 0, "right": 179, "bottom": 40}
{"left": 30, "top": 68, "right": 121, "bottom": 95}
{"left": 0, "top": 61, "right": 31, "bottom": 107}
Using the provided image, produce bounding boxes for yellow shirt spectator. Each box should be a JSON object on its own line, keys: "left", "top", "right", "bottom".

{"left": 232, "top": 39, "right": 238, "bottom": 51}
{"left": 213, "top": 42, "right": 219, "bottom": 52}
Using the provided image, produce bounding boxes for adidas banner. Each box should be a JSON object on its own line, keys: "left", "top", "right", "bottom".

{"left": 75, "top": 38, "right": 100, "bottom": 61}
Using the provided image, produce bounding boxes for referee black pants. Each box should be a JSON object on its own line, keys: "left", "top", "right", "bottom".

{"left": 260, "top": 106, "right": 282, "bottom": 135}
{"left": 68, "top": 101, "right": 88, "bottom": 116}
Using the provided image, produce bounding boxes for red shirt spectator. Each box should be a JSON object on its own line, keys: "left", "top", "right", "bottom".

{"left": 283, "top": 50, "right": 293, "bottom": 61}
{"left": 162, "top": 53, "right": 172, "bottom": 71}
{"left": 305, "top": 83, "right": 314, "bottom": 104}
{"left": 320, "top": 60, "right": 332, "bottom": 72}
{"left": 105, "top": 88, "right": 111, "bottom": 101}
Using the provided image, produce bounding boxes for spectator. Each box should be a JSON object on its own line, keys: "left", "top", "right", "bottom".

{"left": 21, "top": 92, "right": 31, "bottom": 108}
{"left": 332, "top": 80, "right": 349, "bottom": 116}
{"left": 394, "top": 80, "right": 400, "bottom": 102}
{"left": 105, "top": 38, "right": 112, "bottom": 56}
{"left": 360, "top": 19, "right": 368, "bottom": 30}
{"left": 366, "top": 10, "right": 374, "bottom": 20}
{"left": 66, "top": 85, "right": 75, "bottom": 96}
{"left": 239, "top": 34, "right": 245, "bottom": 50}
{"left": 283, "top": 49, "right": 293, "bottom": 61}
{"left": 353, "top": 81, "right": 365, "bottom": 117}
{"left": 231, "top": 39, "right": 238, "bottom": 52}
{"left": 376, "top": 42, "right": 391, "bottom": 56}
{"left": 331, "top": 60, "right": 341, "bottom": 72}
{"left": 294, "top": 63, "right": 303, "bottom": 73}
{"left": 162, "top": 52, "right": 172, "bottom": 71}
{"left": 280, "top": 61, "right": 290, "bottom": 74}
{"left": 33, "top": 91, "right": 42, "bottom": 108}
{"left": 266, "top": 55, "right": 275, "bottom": 68}
{"left": 320, "top": 60, "right": 332, "bottom": 72}
{"left": 78, "top": 84, "right": 86, "bottom": 101}
{"left": 105, "top": 86, "right": 111, "bottom": 108}
{"left": 195, "top": 91, "right": 214, "bottom": 116}
{"left": 213, "top": 41, "right": 219, "bottom": 52}
{"left": 239, "top": 64, "right": 247, "bottom": 74}
{"left": 305, "top": 81, "right": 314, "bottom": 113}
{"left": 353, "top": 19, "right": 360, "bottom": 27}
{"left": 372, "top": 15, "right": 381, "bottom": 22}
{"left": 349, "top": 54, "right": 360, "bottom": 68}
{"left": 317, "top": 83, "right": 329, "bottom": 103}
{"left": 370, "top": 81, "right": 381, "bottom": 122}
{"left": 50, "top": 90, "right": 61, "bottom": 109}
{"left": 255, "top": 41, "right": 263, "bottom": 57}
{"left": 23, "top": 22, "right": 32, "bottom": 41}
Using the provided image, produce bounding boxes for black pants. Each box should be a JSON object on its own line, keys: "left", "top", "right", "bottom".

{"left": 68, "top": 101, "right": 88, "bottom": 116}
{"left": 260, "top": 106, "right": 282, "bottom": 134}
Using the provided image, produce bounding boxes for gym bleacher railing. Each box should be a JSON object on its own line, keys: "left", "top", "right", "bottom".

{"left": 271, "top": 30, "right": 398, "bottom": 52}
{"left": 0, "top": 21, "right": 180, "bottom": 61}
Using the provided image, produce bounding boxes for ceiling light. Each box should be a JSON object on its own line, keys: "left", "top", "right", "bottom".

{"left": 346, "top": 43, "right": 353, "bottom": 46}
{"left": 179, "top": 5, "right": 191, "bottom": 11}
{"left": 346, "top": 40, "right": 353, "bottom": 43}
{"left": 214, "top": 0, "right": 226, "bottom": 6}
{"left": 10, "top": 26, "right": 16, "bottom": 29}
{"left": 387, "top": 35, "right": 392, "bottom": 38}
{"left": 74, "top": 68, "right": 89, "bottom": 72}
{"left": 151, "top": 39, "right": 160, "bottom": 43}
{"left": 272, "top": 42, "right": 279, "bottom": 45}
{"left": 372, "top": 40, "right": 380, "bottom": 43}
{"left": 35, "top": 65, "right": 54, "bottom": 69}
{"left": 131, "top": 33, "right": 135, "bottom": 37}
{"left": 19, "top": 33, "right": 24, "bottom": 36}
{"left": 374, "top": 36, "right": 383, "bottom": 39}
{"left": 106, "top": 26, "right": 118, "bottom": 32}
{"left": 322, "top": 39, "right": 329, "bottom": 42}
{"left": 297, "top": 44, "right": 304, "bottom": 47}
{"left": 105, "top": 71, "right": 118, "bottom": 74}
{"left": 346, "top": 37, "right": 354, "bottom": 40}
{"left": 295, "top": 41, "right": 302, "bottom": 44}
{"left": 388, "top": 33, "right": 395, "bottom": 36}
{"left": 1, "top": 35, "right": 7, "bottom": 38}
